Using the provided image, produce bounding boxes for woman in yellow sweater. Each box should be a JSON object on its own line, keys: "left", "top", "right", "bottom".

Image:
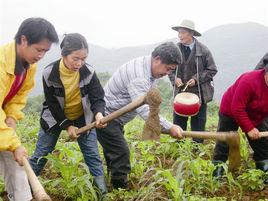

{"left": 29, "top": 33, "right": 108, "bottom": 196}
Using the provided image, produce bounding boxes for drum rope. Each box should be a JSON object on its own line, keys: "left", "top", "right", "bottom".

{"left": 171, "top": 45, "right": 182, "bottom": 105}
{"left": 172, "top": 64, "right": 179, "bottom": 99}
{"left": 196, "top": 57, "right": 202, "bottom": 104}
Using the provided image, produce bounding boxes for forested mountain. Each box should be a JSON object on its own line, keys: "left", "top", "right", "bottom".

{"left": 32, "top": 22, "right": 268, "bottom": 101}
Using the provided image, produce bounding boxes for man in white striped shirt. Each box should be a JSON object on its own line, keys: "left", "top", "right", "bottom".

{"left": 96, "top": 42, "right": 183, "bottom": 189}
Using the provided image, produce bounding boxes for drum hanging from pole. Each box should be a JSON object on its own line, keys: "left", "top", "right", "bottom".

{"left": 173, "top": 92, "right": 201, "bottom": 117}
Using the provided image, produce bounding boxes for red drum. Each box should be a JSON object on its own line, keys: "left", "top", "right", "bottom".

{"left": 173, "top": 92, "right": 201, "bottom": 116}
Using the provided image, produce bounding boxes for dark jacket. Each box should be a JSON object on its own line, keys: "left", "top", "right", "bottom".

{"left": 40, "top": 59, "right": 105, "bottom": 133}
{"left": 169, "top": 39, "right": 217, "bottom": 103}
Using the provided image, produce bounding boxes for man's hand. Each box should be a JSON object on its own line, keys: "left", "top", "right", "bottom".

{"left": 13, "top": 146, "right": 28, "bottom": 166}
{"left": 169, "top": 125, "right": 183, "bottom": 139}
{"left": 247, "top": 128, "right": 260, "bottom": 140}
{"left": 95, "top": 112, "right": 107, "bottom": 129}
{"left": 265, "top": 72, "right": 268, "bottom": 86}
{"left": 175, "top": 78, "right": 183, "bottom": 87}
{"left": 5, "top": 116, "right": 16, "bottom": 130}
{"left": 67, "top": 125, "right": 79, "bottom": 140}
{"left": 186, "top": 78, "right": 196, "bottom": 87}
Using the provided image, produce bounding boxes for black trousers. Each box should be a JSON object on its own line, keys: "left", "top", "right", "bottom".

{"left": 96, "top": 120, "right": 130, "bottom": 177}
{"left": 173, "top": 103, "right": 207, "bottom": 143}
{"left": 212, "top": 113, "right": 268, "bottom": 162}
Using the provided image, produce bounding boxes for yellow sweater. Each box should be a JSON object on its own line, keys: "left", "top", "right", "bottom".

{"left": 0, "top": 41, "right": 37, "bottom": 151}
{"left": 59, "top": 59, "right": 83, "bottom": 120}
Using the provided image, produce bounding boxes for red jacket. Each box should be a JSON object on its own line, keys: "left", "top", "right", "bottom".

{"left": 220, "top": 69, "right": 268, "bottom": 133}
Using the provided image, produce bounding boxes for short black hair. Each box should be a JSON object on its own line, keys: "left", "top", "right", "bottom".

{"left": 60, "top": 33, "right": 88, "bottom": 56}
{"left": 151, "top": 42, "right": 182, "bottom": 65}
{"left": 15, "top": 17, "right": 59, "bottom": 45}
{"left": 263, "top": 58, "right": 268, "bottom": 66}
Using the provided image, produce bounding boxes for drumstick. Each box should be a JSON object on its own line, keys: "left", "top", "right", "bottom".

{"left": 182, "top": 83, "right": 189, "bottom": 92}
{"left": 22, "top": 157, "right": 52, "bottom": 201}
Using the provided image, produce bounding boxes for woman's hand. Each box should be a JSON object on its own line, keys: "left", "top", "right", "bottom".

{"left": 247, "top": 128, "right": 260, "bottom": 140}
{"left": 95, "top": 112, "right": 107, "bottom": 129}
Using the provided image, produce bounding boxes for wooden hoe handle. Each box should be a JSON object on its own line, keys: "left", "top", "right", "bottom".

{"left": 22, "top": 157, "right": 52, "bottom": 201}
{"left": 260, "top": 132, "right": 268, "bottom": 138}
{"left": 181, "top": 131, "right": 237, "bottom": 141}
{"left": 76, "top": 93, "right": 147, "bottom": 135}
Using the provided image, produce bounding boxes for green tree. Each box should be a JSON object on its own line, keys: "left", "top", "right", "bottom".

{"left": 96, "top": 72, "right": 111, "bottom": 87}
{"left": 24, "top": 95, "right": 44, "bottom": 113}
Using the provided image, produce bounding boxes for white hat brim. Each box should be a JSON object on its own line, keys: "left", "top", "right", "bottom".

{"left": 172, "top": 26, "right": 201, "bottom": 37}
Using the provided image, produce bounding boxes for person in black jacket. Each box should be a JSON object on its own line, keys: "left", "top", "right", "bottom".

{"left": 29, "top": 33, "right": 108, "bottom": 196}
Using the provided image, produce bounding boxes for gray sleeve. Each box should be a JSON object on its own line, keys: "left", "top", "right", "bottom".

{"left": 192, "top": 49, "right": 218, "bottom": 84}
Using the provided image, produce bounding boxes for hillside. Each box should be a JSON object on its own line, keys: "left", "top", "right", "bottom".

{"left": 199, "top": 22, "right": 268, "bottom": 100}
{"left": 32, "top": 22, "right": 268, "bottom": 101}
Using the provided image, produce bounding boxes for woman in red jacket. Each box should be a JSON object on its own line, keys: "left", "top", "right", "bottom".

{"left": 212, "top": 68, "right": 268, "bottom": 184}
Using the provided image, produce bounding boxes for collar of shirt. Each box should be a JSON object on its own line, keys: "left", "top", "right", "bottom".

{"left": 59, "top": 59, "right": 78, "bottom": 75}
{"left": 183, "top": 39, "right": 195, "bottom": 50}
{"left": 145, "top": 55, "right": 155, "bottom": 83}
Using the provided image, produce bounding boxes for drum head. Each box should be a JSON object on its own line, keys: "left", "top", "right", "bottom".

{"left": 173, "top": 92, "right": 201, "bottom": 117}
{"left": 174, "top": 92, "right": 199, "bottom": 105}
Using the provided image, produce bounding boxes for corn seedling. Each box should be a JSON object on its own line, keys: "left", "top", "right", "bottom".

{"left": 237, "top": 169, "right": 265, "bottom": 191}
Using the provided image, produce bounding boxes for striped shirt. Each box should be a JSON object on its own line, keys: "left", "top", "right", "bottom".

{"left": 104, "top": 55, "right": 172, "bottom": 133}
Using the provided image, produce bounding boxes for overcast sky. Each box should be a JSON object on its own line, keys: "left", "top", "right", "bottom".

{"left": 1, "top": 0, "right": 268, "bottom": 48}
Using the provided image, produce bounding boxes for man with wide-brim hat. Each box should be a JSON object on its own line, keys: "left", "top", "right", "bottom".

{"left": 168, "top": 19, "right": 217, "bottom": 143}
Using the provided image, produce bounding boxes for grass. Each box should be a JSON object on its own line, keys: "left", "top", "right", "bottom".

{"left": 1, "top": 102, "right": 268, "bottom": 200}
